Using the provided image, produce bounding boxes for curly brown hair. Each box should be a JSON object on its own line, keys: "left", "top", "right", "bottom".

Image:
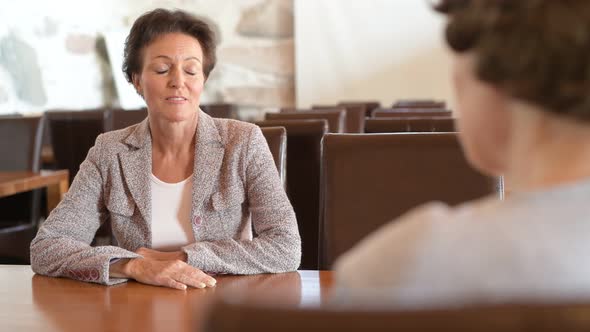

{"left": 122, "top": 8, "right": 217, "bottom": 83}
{"left": 435, "top": 0, "right": 590, "bottom": 120}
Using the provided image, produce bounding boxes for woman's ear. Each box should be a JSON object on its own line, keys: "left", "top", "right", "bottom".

{"left": 132, "top": 73, "right": 143, "bottom": 98}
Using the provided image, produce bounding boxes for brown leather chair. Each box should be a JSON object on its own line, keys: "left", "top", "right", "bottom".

{"left": 45, "top": 109, "right": 112, "bottom": 245}
{"left": 259, "top": 126, "right": 287, "bottom": 188}
{"left": 365, "top": 117, "right": 457, "bottom": 133}
{"left": 372, "top": 108, "right": 452, "bottom": 118}
{"left": 312, "top": 105, "right": 365, "bottom": 133}
{"left": 338, "top": 101, "right": 381, "bottom": 117}
{"left": 45, "top": 109, "right": 110, "bottom": 184}
{"left": 0, "top": 116, "right": 44, "bottom": 264}
{"left": 319, "top": 133, "right": 503, "bottom": 268}
{"left": 256, "top": 119, "right": 329, "bottom": 269}
{"left": 393, "top": 99, "right": 446, "bottom": 109}
{"left": 204, "top": 298, "right": 590, "bottom": 332}
{"left": 266, "top": 110, "right": 345, "bottom": 133}
{"left": 432, "top": 117, "right": 456, "bottom": 132}
{"left": 109, "top": 108, "right": 148, "bottom": 131}
{"left": 201, "top": 103, "right": 238, "bottom": 119}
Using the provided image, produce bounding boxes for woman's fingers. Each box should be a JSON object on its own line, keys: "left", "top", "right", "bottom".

{"left": 130, "top": 258, "right": 217, "bottom": 290}
{"left": 175, "top": 263, "right": 217, "bottom": 289}
{"left": 164, "top": 277, "right": 188, "bottom": 290}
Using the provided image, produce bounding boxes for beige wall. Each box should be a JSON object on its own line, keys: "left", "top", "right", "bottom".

{"left": 294, "top": 0, "right": 454, "bottom": 109}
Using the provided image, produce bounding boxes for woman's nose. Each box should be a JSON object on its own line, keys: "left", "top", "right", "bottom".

{"left": 168, "top": 68, "right": 184, "bottom": 88}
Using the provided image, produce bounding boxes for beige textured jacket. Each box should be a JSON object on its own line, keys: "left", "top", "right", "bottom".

{"left": 30, "top": 111, "right": 301, "bottom": 285}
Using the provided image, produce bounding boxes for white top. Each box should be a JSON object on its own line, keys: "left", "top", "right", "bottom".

{"left": 150, "top": 173, "right": 195, "bottom": 251}
{"left": 334, "top": 178, "right": 590, "bottom": 309}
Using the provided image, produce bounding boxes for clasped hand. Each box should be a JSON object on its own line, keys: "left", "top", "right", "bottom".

{"left": 110, "top": 247, "right": 216, "bottom": 290}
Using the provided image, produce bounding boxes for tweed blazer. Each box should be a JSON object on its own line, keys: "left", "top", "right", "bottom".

{"left": 30, "top": 111, "right": 301, "bottom": 285}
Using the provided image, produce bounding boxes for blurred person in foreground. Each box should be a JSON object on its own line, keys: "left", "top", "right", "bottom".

{"left": 335, "top": 0, "right": 590, "bottom": 308}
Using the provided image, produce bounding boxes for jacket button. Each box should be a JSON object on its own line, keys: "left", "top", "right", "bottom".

{"left": 193, "top": 216, "right": 202, "bottom": 225}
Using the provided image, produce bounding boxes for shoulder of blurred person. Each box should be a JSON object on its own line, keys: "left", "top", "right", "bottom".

{"left": 333, "top": 178, "right": 590, "bottom": 309}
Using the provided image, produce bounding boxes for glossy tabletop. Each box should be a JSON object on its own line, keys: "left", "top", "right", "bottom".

{"left": 0, "top": 170, "right": 69, "bottom": 214}
{"left": 0, "top": 265, "right": 334, "bottom": 332}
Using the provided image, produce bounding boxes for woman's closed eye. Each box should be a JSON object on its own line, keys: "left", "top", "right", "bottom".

{"left": 154, "top": 68, "right": 196, "bottom": 76}
{"left": 184, "top": 66, "right": 198, "bottom": 76}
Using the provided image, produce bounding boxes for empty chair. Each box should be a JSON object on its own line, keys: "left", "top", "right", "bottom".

{"left": 0, "top": 113, "right": 22, "bottom": 118}
{"left": 45, "top": 110, "right": 109, "bottom": 184}
{"left": 109, "top": 108, "right": 148, "bottom": 131}
{"left": 372, "top": 108, "right": 452, "bottom": 118}
{"left": 319, "top": 133, "right": 503, "bottom": 268}
{"left": 365, "top": 118, "right": 409, "bottom": 133}
{"left": 259, "top": 126, "right": 287, "bottom": 188}
{"left": 266, "top": 110, "right": 345, "bottom": 133}
{"left": 312, "top": 105, "right": 365, "bottom": 133}
{"left": 431, "top": 117, "right": 456, "bottom": 132}
{"left": 392, "top": 99, "right": 446, "bottom": 109}
{"left": 201, "top": 103, "right": 238, "bottom": 119}
{"left": 0, "top": 116, "right": 44, "bottom": 264}
{"left": 45, "top": 109, "right": 112, "bottom": 245}
{"left": 204, "top": 298, "right": 590, "bottom": 332}
{"left": 338, "top": 101, "right": 381, "bottom": 117}
{"left": 256, "top": 119, "right": 328, "bottom": 269}
{"left": 365, "top": 117, "right": 457, "bottom": 133}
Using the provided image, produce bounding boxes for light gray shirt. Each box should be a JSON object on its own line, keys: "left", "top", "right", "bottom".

{"left": 334, "top": 178, "right": 590, "bottom": 309}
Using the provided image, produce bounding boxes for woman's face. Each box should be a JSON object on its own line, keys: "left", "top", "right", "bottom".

{"left": 452, "top": 54, "right": 511, "bottom": 176}
{"left": 133, "top": 32, "right": 206, "bottom": 123}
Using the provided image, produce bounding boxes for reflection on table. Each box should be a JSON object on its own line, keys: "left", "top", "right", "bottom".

{"left": 0, "top": 265, "right": 333, "bottom": 332}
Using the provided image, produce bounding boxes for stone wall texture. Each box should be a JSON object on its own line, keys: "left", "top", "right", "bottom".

{"left": 0, "top": 0, "right": 294, "bottom": 115}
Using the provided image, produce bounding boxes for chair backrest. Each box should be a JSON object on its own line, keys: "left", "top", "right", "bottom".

{"left": 319, "top": 133, "right": 503, "bottom": 268}
{"left": 45, "top": 110, "right": 109, "bottom": 184}
{"left": 392, "top": 100, "right": 446, "bottom": 109}
{"left": 365, "top": 117, "right": 457, "bottom": 133}
{"left": 201, "top": 103, "right": 238, "bottom": 119}
{"left": 45, "top": 109, "right": 114, "bottom": 245}
{"left": 432, "top": 117, "right": 456, "bottom": 132}
{"left": 266, "top": 110, "right": 345, "bottom": 133}
{"left": 203, "top": 299, "right": 590, "bottom": 332}
{"left": 109, "top": 108, "right": 148, "bottom": 131}
{"left": 0, "top": 116, "right": 44, "bottom": 172}
{"left": 312, "top": 105, "right": 365, "bottom": 133}
{"left": 0, "top": 116, "right": 44, "bottom": 263}
{"left": 259, "top": 126, "right": 287, "bottom": 188}
{"left": 0, "top": 113, "right": 23, "bottom": 118}
{"left": 256, "top": 119, "right": 328, "bottom": 269}
{"left": 372, "top": 108, "right": 452, "bottom": 118}
{"left": 338, "top": 101, "right": 381, "bottom": 117}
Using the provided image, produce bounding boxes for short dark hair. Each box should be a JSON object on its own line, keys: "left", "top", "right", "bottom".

{"left": 122, "top": 8, "right": 217, "bottom": 83}
{"left": 435, "top": 0, "right": 590, "bottom": 121}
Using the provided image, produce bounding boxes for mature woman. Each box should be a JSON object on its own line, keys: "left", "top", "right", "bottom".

{"left": 31, "top": 9, "right": 301, "bottom": 289}
{"left": 335, "top": 0, "right": 590, "bottom": 308}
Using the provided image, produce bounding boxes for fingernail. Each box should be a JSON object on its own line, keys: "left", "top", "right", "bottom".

{"left": 180, "top": 284, "right": 187, "bottom": 290}
{"left": 198, "top": 282, "right": 206, "bottom": 289}
{"left": 207, "top": 279, "right": 216, "bottom": 287}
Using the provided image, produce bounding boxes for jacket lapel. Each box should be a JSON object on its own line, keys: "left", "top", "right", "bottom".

{"left": 119, "top": 119, "right": 152, "bottom": 234}
{"left": 191, "top": 111, "right": 225, "bottom": 222}
{"left": 117, "top": 112, "right": 224, "bottom": 240}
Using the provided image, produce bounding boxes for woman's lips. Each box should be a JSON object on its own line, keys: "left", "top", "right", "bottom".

{"left": 165, "top": 96, "right": 188, "bottom": 104}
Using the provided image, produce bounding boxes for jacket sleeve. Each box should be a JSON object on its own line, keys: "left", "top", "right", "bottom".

{"left": 30, "top": 134, "right": 141, "bottom": 285}
{"left": 182, "top": 126, "right": 302, "bottom": 274}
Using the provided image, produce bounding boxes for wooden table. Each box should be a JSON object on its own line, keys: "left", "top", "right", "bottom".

{"left": 0, "top": 170, "right": 69, "bottom": 214}
{"left": 0, "top": 265, "right": 334, "bottom": 332}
